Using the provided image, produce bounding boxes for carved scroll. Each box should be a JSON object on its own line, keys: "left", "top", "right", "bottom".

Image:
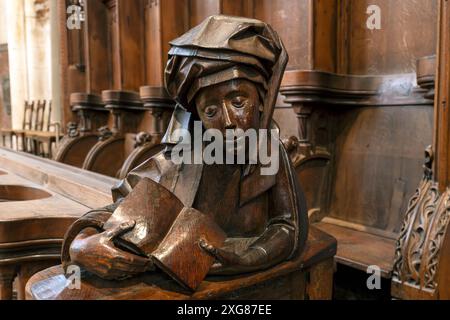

{"left": 392, "top": 147, "right": 450, "bottom": 298}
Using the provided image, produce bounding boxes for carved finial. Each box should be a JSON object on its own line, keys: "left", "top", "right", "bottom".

{"left": 282, "top": 136, "right": 300, "bottom": 153}
{"left": 98, "top": 126, "right": 113, "bottom": 141}
{"left": 134, "top": 132, "right": 151, "bottom": 148}
{"left": 67, "top": 122, "right": 79, "bottom": 138}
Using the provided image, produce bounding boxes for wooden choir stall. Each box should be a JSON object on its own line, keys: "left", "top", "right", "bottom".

{"left": 0, "top": 0, "right": 448, "bottom": 301}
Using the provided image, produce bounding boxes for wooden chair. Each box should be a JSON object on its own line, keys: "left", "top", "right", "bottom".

{"left": 12, "top": 101, "right": 35, "bottom": 152}
{"left": 0, "top": 129, "right": 13, "bottom": 149}
{"left": 27, "top": 100, "right": 46, "bottom": 155}
{"left": 26, "top": 100, "right": 63, "bottom": 158}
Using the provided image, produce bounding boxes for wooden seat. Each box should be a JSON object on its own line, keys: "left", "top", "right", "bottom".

{"left": 1, "top": 101, "right": 34, "bottom": 151}
{"left": 315, "top": 221, "right": 396, "bottom": 278}
{"left": 0, "top": 129, "right": 13, "bottom": 148}
{"left": 81, "top": 90, "right": 145, "bottom": 177}
{"left": 26, "top": 227, "right": 336, "bottom": 300}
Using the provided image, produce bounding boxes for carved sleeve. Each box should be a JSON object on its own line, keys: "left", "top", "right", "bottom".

{"left": 61, "top": 205, "right": 118, "bottom": 269}
{"left": 211, "top": 145, "right": 309, "bottom": 275}
{"left": 248, "top": 144, "right": 309, "bottom": 266}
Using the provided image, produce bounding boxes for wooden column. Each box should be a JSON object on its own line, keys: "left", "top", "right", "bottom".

{"left": 144, "top": 0, "right": 189, "bottom": 86}
{"left": 0, "top": 265, "right": 15, "bottom": 300}
{"left": 434, "top": 0, "right": 450, "bottom": 191}
{"left": 84, "top": 0, "right": 111, "bottom": 94}
{"left": 58, "top": 0, "right": 87, "bottom": 126}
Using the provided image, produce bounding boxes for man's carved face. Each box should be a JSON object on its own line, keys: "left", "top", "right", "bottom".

{"left": 195, "top": 79, "right": 261, "bottom": 135}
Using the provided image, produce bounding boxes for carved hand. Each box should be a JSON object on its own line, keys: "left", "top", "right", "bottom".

{"left": 200, "top": 238, "right": 268, "bottom": 275}
{"left": 200, "top": 225, "right": 294, "bottom": 275}
{"left": 69, "top": 221, "right": 153, "bottom": 280}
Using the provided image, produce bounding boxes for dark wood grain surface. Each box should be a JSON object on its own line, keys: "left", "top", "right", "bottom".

{"left": 26, "top": 227, "right": 336, "bottom": 300}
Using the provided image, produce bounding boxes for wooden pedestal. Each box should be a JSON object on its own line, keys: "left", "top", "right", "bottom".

{"left": 26, "top": 227, "right": 336, "bottom": 300}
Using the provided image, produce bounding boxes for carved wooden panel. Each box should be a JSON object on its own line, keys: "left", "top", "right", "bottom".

{"left": 392, "top": 0, "right": 450, "bottom": 300}
{"left": 330, "top": 105, "right": 433, "bottom": 234}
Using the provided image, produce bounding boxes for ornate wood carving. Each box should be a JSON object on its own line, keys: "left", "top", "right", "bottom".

{"left": 392, "top": 148, "right": 450, "bottom": 299}
{"left": 392, "top": 1, "right": 450, "bottom": 297}
{"left": 24, "top": 16, "right": 325, "bottom": 300}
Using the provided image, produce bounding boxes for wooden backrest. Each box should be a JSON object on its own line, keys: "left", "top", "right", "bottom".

{"left": 45, "top": 100, "right": 52, "bottom": 131}
{"left": 22, "top": 101, "right": 35, "bottom": 130}
{"left": 34, "top": 100, "right": 47, "bottom": 131}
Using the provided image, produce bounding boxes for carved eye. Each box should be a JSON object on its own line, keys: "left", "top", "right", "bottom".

{"left": 231, "top": 96, "right": 246, "bottom": 109}
{"left": 204, "top": 105, "right": 218, "bottom": 118}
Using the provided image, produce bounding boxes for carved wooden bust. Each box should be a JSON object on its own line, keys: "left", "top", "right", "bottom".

{"left": 61, "top": 15, "right": 309, "bottom": 291}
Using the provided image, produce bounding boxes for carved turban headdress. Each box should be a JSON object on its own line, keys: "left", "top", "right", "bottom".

{"left": 164, "top": 15, "right": 288, "bottom": 134}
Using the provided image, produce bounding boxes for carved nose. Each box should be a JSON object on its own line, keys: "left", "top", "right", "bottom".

{"left": 222, "top": 103, "right": 236, "bottom": 129}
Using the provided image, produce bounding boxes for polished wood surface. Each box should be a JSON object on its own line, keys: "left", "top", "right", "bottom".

{"left": 391, "top": 0, "right": 450, "bottom": 300}
{"left": 81, "top": 90, "right": 145, "bottom": 177}
{"left": 54, "top": 93, "right": 108, "bottom": 168}
{"left": 0, "top": 0, "right": 442, "bottom": 300}
{"left": 27, "top": 227, "right": 336, "bottom": 300}
{"left": 316, "top": 222, "right": 395, "bottom": 278}
{"left": 0, "top": 147, "right": 116, "bottom": 300}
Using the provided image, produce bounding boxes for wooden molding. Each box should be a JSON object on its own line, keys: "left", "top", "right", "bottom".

{"left": 416, "top": 55, "right": 436, "bottom": 100}
{"left": 281, "top": 70, "right": 432, "bottom": 107}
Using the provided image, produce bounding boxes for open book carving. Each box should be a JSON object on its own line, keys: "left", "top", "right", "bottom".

{"left": 103, "top": 178, "right": 226, "bottom": 291}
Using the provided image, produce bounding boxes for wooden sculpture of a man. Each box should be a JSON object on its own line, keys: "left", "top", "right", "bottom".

{"left": 61, "top": 15, "right": 309, "bottom": 288}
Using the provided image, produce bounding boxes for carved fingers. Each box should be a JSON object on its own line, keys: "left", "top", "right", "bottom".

{"left": 199, "top": 238, "right": 269, "bottom": 275}
{"left": 199, "top": 239, "right": 242, "bottom": 265}
{"left": 102, "top": 220, "right": 136, "bottom": 242}
{"left": 69, "top": 221, "right": 154, "bottom": 280}
{"left": 92, "top": 242, "right": 153, "bottom": 280}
